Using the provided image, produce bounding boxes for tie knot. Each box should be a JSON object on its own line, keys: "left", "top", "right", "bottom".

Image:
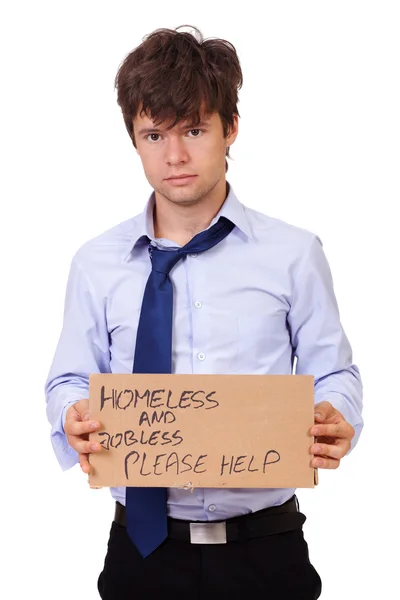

{"left": 150, "top": 246, "right": 182, "bottom": 275}
{"left": 148, "top": 217, "right": 235, "bottom": 275}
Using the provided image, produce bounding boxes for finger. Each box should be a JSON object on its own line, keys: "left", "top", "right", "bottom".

{"left": 314, "top": 401, "right": 335, "bottom": 421}
{"left": 310, "top": 422, "right": 354, "bottom": 440}
{"left": 70, "top": 399, "right": 89, "bottom": 419}
{"left": 311, "top": 440, "right": 350, "bottom": 460}
{"left": 65, "top": 419, "right": 100, "bottom": 436}
{"left": 311, "top": 456, "right": 340, "bottom": 470}
{"left": 79, "top": 453, "right": 91, "bottom": 474}
{"left": 68, "top": 436, "right": 102, "bottom": 455}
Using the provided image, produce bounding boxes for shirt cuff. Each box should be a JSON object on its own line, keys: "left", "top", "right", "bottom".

{"left": 47, "top": 392, "right": 86, "bottom": 470}
{"left": 61, "top": 400, "right": 80, "bottom": 432}
{"left": 314, "top": 391, "right": 364, "bottom": 453}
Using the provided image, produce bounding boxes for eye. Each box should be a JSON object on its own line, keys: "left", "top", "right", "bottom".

{"left": 146, "top": 133, "right": 161, "bottom": 143}
{"left": 187, "top": 129, "right": 202, "bottom": 137}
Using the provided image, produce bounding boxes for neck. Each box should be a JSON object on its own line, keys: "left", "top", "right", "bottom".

{"left": 153, "top": 178, "right": 228, "bottom": 246}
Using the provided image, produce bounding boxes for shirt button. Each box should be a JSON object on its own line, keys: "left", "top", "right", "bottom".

{"left": 190, "top": 253, "right": 198, "bottom": 258}
{"left": 194, "top": 301, "right": 202, "bottom": 309}
{"left": 208, "top": 504, "right": 216, "bottom": 512}
{"left": 197, "top": 352, "right": 206, "bottom": 361}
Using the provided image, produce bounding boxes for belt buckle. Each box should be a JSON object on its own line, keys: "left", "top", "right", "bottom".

{"left": 189, "top": 522, "right": 227, "bottom": 544}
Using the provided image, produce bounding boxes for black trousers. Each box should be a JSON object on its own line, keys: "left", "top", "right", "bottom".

{"left": 98, "top": 510, "right": 322, "bottom": 599}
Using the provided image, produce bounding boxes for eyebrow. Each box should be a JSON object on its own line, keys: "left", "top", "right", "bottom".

{"left": 137, "top": 120, "right": 211, "bottom": 136}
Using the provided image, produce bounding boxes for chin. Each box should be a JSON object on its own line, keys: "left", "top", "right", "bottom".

{"left": 158, "top": 184, "right": 203, "bottom": 205}
{"left": 169, "top": 192, "right": 201, "bottom": 206}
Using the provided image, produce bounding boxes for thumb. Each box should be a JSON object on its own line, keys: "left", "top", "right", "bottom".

{"left": 314, "top": 401, "right": 334, "bottom": 422}
{"left": 72, "top": 398, "right": 90, "bottom": 420}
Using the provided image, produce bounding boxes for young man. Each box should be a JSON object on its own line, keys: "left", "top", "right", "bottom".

{"left": 45, "top": 26, "right": 363, "bottom": 600}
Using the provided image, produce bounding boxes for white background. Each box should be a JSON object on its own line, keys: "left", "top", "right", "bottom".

{"left": 1, "top": 1, "right": 399, "bottom": 598}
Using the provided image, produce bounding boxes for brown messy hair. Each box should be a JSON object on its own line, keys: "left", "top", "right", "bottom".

{"left": 114, "top": 25, "right": 243, "bottom": 167}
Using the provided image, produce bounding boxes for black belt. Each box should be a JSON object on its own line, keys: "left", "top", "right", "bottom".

{"left": 114, "top": 495, "right": 305, "bottom": 543}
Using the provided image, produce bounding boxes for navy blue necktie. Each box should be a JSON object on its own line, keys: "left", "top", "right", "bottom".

{"left": 126, "top": 216, "right": 235, "bottom": 557}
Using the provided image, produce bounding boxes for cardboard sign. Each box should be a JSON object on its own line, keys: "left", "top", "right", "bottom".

{"left": 88, "top": 373, "right": 317, "bottom": 489}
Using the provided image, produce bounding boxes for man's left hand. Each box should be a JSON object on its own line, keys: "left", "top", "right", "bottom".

{"left": 310, "top": 401, "right": 355, "bottom": 469}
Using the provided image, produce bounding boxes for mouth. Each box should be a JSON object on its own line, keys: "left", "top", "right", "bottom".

{"left": 165, "top": 175, "right": 197, "bottom": 185}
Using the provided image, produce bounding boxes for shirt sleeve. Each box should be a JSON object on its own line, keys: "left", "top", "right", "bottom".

{"left": 45, "top": 255, "right": 111, "bottom": 470}
{"left": 287, "top": 235, "right": 364, "bottom": 451}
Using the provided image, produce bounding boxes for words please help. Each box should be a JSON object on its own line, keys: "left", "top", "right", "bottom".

{"left": 88, "top": 374, "right": 318, "bottom": 489}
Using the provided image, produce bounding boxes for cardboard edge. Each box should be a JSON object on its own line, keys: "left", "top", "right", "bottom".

{"left": 313, "top": 432, "right": 319, "bottom": 486}
{"left": 88, "top": 374, "right": 104, "bottom": 489}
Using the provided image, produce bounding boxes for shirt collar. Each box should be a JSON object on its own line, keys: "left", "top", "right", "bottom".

{"left": 124, "top": 182, "right": 253, "bottom": 260}
{"left": 212, "top": 183, "right": 253, "bottom": 240}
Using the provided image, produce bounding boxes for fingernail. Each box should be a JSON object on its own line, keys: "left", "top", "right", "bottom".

{"left": 90, "top": 422, "right": 98, "bottom": 429}
{"left": 315, "top": 413, "right": 323, "bottom": 420}
{"left": 315, "top": 459, "right": 323, "bottom": 467}
{"left": 313, "top": 428, "right": 320, "bottom": 436}
{"left": 83, "top": 413, "right": 90, "bottom": 421}
{"left": 90, "top": 443, "right": 98, "bottom": 451}
{"left": 313, "top": 445, "right": 322, "bottom": 453}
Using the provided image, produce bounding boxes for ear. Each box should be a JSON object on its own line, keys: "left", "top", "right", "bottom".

{"left": 131, "top": 138, "right": 139, "bottom": 155}
{"left": 226, "top": 114, "right": 239, "bottom": 147}
{"left": 131, "top": 117, "right": 139, "bottom": 153}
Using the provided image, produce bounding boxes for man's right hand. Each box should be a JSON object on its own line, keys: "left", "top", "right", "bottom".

{"left": 64, "top": 399, "right": 101, "bottom": 474}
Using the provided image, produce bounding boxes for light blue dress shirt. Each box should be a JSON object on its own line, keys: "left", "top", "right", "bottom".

{"left": 45, "top": 184, "right": 363, "bottom": 521}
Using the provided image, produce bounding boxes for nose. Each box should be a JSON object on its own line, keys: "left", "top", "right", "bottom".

{"left": 164, "top": 135, "right": 189, "bottom": 165}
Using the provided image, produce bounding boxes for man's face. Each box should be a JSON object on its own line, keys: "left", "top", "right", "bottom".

{"left": 133, "top": 110, "right": 238, "bottom": 206}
